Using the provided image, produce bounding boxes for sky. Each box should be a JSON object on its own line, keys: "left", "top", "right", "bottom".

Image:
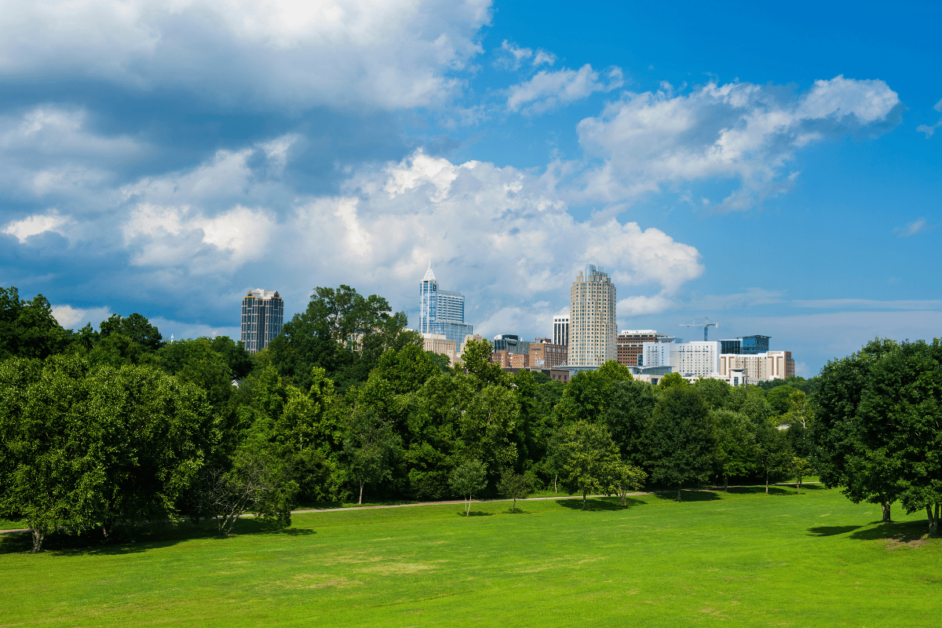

{"left": 1, "top": 0, "right": 940, "bottom": 376}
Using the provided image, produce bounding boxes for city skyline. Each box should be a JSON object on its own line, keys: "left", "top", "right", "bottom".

{"left": 1, "top": 1, "right": 940, "bottom": 377}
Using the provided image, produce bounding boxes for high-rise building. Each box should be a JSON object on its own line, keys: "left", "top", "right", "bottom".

{"left": 553, "top": 315, "right": 570, "bottom": 346}
{"left": 418, "top": 263, "right": 473, "bottom": 346}
{"left": 240, "top": 289, "right": 284, "bottom": 354}
{"left": 617, "top": 330, "right": 670, "bottom": 367}
{"left": 720, "top": 335, "right": 771, "bottom": 355}
{"left": 568, "top": 264, "right": 617, "bottom": 367}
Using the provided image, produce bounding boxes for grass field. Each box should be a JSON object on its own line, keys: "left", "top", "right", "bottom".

{"left": 0, "top": 485, "right": 938, "bottom": 627}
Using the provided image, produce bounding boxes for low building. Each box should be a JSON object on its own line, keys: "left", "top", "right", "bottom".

{"left": 719, "top": 351, "right": 795, "bottom": 381}
{"left": 643, "top": 341, "right": 720, "bottom": 378}
{"left": 421, "top": 333, "right": 458, "bottom": 366}
{"left": 492, "top": 350, "right": 529, "bottom": 369}
{"left": 617, "top": 330, "right": 669, "bottom": 367}
{"left": 529, "top": 339, "right": 568, "bottom": 369}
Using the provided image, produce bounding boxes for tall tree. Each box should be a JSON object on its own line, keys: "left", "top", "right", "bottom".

{"left": 99, "top": 313, "right": 163, "bottom": 352}
{"left": 712, "top": 409, "right": 756, "bottom": 491}
{"left": 601, "top": 380, "right": 657, "bottom": 467}
{"left": 856, "top": 339, "right": 942, "bottom": 533}
{"left": 0, "top": 287, "right": 68, "bottom": 361}
{"left": 344, "top": 377, "right": 401, "bottom": 505}
{"left": 812, "top": 338, "right": 901, "bottom": 522}
{"left": 646, "top": 386, "right": 715, "bottom": 501}
{"left": 450, "top": 459, "right": 488, "bottom": 516}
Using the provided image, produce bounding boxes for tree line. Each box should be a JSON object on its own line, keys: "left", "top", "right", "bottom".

{"left": 2, "top": 285, "right": 938, "bottom": 551}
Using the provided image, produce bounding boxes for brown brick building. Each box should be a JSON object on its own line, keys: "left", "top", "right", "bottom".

{"left": 529, "top": 341, "right": 568, "bottom": 369}
{"left": 616, "top": 330, "right": 668, "bottom": 367}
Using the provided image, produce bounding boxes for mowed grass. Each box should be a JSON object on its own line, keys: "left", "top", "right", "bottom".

{"left": 0, "top": 486, "right": 939, "bottom": 627}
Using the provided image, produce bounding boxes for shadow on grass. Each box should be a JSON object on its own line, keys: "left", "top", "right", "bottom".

{"left": 0, "top": 518, "right": 314, "bottom": 556}
{"left": 652, "top": 490, "right": 721, "bottom": 503}
{"left": 849, "top": 520, "right": 932, "bottom": 544}
{"left": 807, "top": 525, "right": 862, "bottom": 537}
{"left": 725, "top": 486, "right": 793, "bottom": 496}
{"left": 455, "top": 511, "right": 494, "bottom": 517}
{"left": 556, "top": 497, "right": 645, "bottom": 512}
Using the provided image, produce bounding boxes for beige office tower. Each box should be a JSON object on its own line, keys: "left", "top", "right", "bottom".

{"left": 569, "top": 264, "right": 617, "bottom": 367}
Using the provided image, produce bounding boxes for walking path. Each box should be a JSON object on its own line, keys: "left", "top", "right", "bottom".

{"left": 0, "top": 482, "right": 820, "bottom": 535}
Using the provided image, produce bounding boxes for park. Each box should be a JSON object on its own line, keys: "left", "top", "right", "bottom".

{"left": 1, "top": 483, "right": 938, "bottom": 627}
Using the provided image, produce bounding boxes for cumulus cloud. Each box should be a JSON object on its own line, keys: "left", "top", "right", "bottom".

{"left": 575, "top": 75, "right": 901, "bottom": 209}
{"left": 0, "top": 0, "right": 491, "bottom": 110}
{"left": 51, "top": 304, "right": 111, "bottom": 329}
{"left": 0, "top": 106, "right": 143, "bottom": 202}
{"left": 2, "top": 211, "right": 70, "bottom": 242}
{"left": 25, "top": 139, "right": 704, "bottom": 338}
{"left": 507, "top": 65, "right": 624, "bottom": 114}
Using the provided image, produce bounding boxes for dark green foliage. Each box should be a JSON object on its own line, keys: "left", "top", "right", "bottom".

{"left": 755, "top": 375, "right": 818, "bottom": 396}
{"left": 693, "top": 377, "right": 732, "bottom": 411}
{"left": 268, "top": 285, "right": 419, "bottom": 391}
{"left": 765, "top": 385, "right": 797, "bottom": 415}
{"left": 646, "top": 386, "right": 715, "bottom": 500}
{"left": 99, "top": 313, "right": 163, "bottom": 351}
{"left": 0, "top": 287, "right": 68, "bottom": 361}
{"left": 601, "top": 380, "right": 656, "bottom": 467}
{"left": 657, "top": 372, "right": 688, "bottom": 389}
{"left": 553, "top": 421, "right": 622, "bottom": 510}
{"left": 497, "top": 468, "right": 533, "bottom": 512}
{"left": 449, "top": 459, "right": 488, "bottom": 515}
{"left": 0, "top": 356, "right": 215, "bottom": 551}
{"left": 460, "top": 338, "right": 507, "bottom": 387}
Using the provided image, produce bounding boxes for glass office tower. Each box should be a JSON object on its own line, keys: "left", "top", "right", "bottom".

{"left": 241, "top": 289, "right": 284, "bottom": 354}
{"left": 418, "top": 264, "right": 473, "bottom": 346}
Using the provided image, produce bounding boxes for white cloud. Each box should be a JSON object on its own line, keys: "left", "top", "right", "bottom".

{"left": 0, "top": 0, "right": 491, "bottom": 110}
{"left": 916, "top": 98, "right": 942, "bottom": 138}
{"left": 575, "top": 75, "right": 901, "bottom": 208}
{"left": 2, "top": 211, "right": 70, "bottom": 242}
{"left": 497, "top": 40, "right": 555, "bottom": 70}
{"left": 618, "top": 294, "right": 675, "bottom": 316}
{"left": 0, "top": 106, "right": 143, "bottom": 202}
{"left": 507, "top": 65, "right": 624, "bottom": 114}
{"left": 51, "top": 304, "right": 111, "bottom": 329}
{"left": 894, "top": 218, "right": 937, "bottom": 237}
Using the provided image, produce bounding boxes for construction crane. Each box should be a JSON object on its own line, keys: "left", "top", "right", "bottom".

{"left": 680, "top": 317, "right": 718, "bottom": 342}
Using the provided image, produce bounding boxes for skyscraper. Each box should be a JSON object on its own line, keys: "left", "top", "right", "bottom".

{"left": 240, "top": 289, "right": 284, "bottom": 354}
{"left": 568, "top": 265, "right": 616, "bottom": 367}
{"left": 553, "top": 315, "right": 569, "bottom": 346}
{"left": 418, "top": 263, "right": 473, "bottom": 346}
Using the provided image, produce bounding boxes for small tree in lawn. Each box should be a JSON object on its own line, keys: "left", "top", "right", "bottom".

{"left": 450, "top": 460, "right": 488, "bottom": 516}
{"left": 554, "top": 421, "right": 621, "bottom": 510}
{"left": 498, "top": 469, "right": 533, "bottom": 513}
{"left": 792, "top": 456, "right": 811, "bottom": 494}
{"left": 612, "top": 462, "right": 647, "bottom": 507}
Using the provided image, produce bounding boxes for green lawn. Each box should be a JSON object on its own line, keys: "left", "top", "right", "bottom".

{"left": 0, "top": 485, "right": 938, "bottom": 627}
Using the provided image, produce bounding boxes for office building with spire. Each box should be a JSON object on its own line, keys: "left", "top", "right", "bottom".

{"left": 240, "top": 289, "right": 284, "bottom": 354}
{"left": 418, "top": 263, "right": 473, "bottom": 347}
{"left": 568, "top": 264, "right": 617, "bottom": 367}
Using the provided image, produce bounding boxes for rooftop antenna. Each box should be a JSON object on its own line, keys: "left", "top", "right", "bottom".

{"left": 680, "top": 317, "right": 718, "bottom": 342}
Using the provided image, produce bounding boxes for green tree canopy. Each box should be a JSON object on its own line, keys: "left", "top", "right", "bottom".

{"left": 0, "top": 287, "right": 68, "bottom": 361}
{"left": 99, "top": 313, "right": 163, "bottom": 352}
{"left": 646, "top": 386, "right": 715, "bottom": 501}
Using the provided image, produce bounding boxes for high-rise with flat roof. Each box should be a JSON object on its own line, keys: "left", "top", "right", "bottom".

{"left": 553, "top": 315, "right": 570, "bottom": 346}
{"left": 569, "top": 265, "right": 617, "bottom": 367}
{"left": 241, "top": 289, "right": 284, "bottom": 354}
{"left": 720, "top": 335, "right": 771, "bottom": 355}
{"left": 418, "top": 263, "right": 473, "bottom": 347}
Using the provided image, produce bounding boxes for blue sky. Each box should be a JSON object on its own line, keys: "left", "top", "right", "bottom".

{"left": 1, "top": 0, "right": 940, "bottom": 375}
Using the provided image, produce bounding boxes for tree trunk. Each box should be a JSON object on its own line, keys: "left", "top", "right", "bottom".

{"left": 881, "top": 500, "right": 892, "bottom": 523}
{"left": 677, "top": 487, "right": 682, "bottom": 502}
{"left": 582, "top": 491, "right": 587, "bottom": 510}
{"left": 554, "top": 474, "right": 558, "bottom": 494}
{"left": 358, "top": 481, "right": 364, "bottom": 506}
{"left": 927, "top": 505, "right": 937, "bottom": 535}
{"left": 724, "top": 474, "right": 729, "bottom": 493}
{"left": 765, "top": 469, "right": 769, "bottom": 494}
{"left": 796, "top": 477, "right": 801, "bottom": 495}
{"left": 466, "top": 496, "right": 471, "bottom": 516}
{"left": 512, "top": 496, "right": 517, "bottom": 513}
{"left": 29, "top": 526, "right": 45, "bottom": 553}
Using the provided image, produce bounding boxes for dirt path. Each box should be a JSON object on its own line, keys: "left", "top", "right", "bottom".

{"left": 0, "top": 482, "right": 820, "bottom": 535}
